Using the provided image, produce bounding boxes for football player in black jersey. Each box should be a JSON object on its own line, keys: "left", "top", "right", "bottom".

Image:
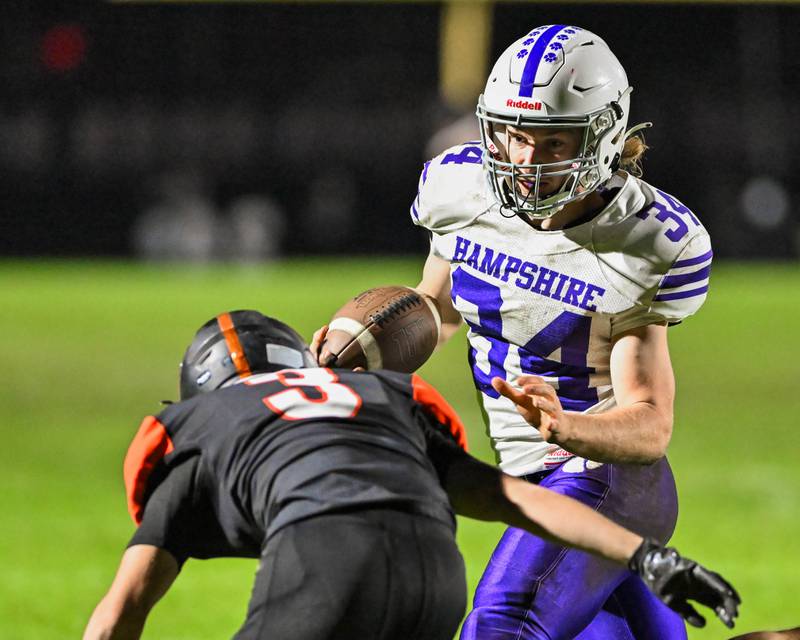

{"left": 84, "top": 310, "right": 740, "bottom": 640}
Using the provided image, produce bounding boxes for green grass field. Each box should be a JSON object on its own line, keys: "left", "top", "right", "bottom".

{"left": 2, "top": 259, "right": 799, "bottom": 639}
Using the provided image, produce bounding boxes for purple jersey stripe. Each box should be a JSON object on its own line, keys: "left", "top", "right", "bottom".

{"left": 519, "top": 25, "right": 565, "bottom": 98}
{"left": 653, "top": 285, "right": 709, "bottom": 302}
{"left": 673, "top": 249, "right": 713, "bottom": 268}
{"left": 421, "top": 160, "right": 431, "bottom": 185}
{"left": 660, "top": 265, "right": 711, "bottom": 290}
{"left": 410, "top": 201, "right": 420, "bottom": 221}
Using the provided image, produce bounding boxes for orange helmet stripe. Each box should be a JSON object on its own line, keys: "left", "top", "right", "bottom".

{"left": 217, "top": 312, "right": 252, "bottom": 379}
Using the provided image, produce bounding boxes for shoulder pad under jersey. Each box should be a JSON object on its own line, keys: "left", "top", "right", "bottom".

{"left": 410, "top": 142, "right": 493, "bottom": 233}
{"left": 591, "top": 176, "right": 713, "bottom": 327}
{"left": 124, "top": 414, "right": 174, "bottom": 525}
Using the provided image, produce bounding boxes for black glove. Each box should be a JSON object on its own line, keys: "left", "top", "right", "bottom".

{"left": 629, "top": 538, "right": 741, "bottom": 629}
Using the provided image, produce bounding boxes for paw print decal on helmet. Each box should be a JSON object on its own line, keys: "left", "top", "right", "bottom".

{"left": 544, "top": 52, "right": 557, "bottom": 63}
{"left": 517, "top": 49, "right": 528, "bottom": 59}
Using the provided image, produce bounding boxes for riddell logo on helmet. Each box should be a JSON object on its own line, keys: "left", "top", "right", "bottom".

{"left": 507, "top": 99, "right": 542, "bottom": 111}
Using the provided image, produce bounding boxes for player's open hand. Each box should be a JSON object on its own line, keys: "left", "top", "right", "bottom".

{"left": 630, "top": 539, "right": 741, "bottom": 630}
{"left": 491, "top": 375, "right": 566, "bottom": 442}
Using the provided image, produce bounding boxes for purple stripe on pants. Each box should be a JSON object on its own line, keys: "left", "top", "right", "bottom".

{"left": 460, "top": 457, "right": 687, "bottom": 640}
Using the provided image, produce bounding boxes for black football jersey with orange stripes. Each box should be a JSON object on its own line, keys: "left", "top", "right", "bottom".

{"left": 124, "top": 369, "right": 469, "bottom": 563}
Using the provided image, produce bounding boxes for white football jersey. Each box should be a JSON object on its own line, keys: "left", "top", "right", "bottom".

{"left": 411, "top": 142, "right": 712, "bottom": 476}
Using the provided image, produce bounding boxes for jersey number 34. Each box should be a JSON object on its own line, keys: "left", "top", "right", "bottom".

{"left": 452, "top": 267, "right": 598, "bottom": 412}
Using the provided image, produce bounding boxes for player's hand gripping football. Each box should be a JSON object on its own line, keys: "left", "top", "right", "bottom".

{"left": 309, "top": 325, "right": 367, "bottom": 372}
{"left": 629, "top": 538, "right": 741, "bottom": 629}
{"left": 309, "top": 324, "right": 332, "bottom": 365}
{"left": 492, "top": 375, "right": 568, "bottom": 443}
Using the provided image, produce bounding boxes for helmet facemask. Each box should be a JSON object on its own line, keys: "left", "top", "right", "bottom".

{"left": 478, "top": 95, "right": 628, "bottom": 220}
{"left": 477, "top": 25, "right": 633, "bottom": 221}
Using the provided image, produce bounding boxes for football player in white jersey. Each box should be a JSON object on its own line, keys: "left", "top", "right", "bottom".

{"left": 410, "top": 25, "right": 716, "bottom": 639}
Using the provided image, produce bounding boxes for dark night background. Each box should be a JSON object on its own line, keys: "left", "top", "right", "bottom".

{"left": 2, "top": 3, "right": 797, "bottom": 260}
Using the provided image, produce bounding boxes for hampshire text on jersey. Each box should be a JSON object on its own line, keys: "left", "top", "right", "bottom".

{"left": 452, "top": 236, "right": 606, "bottom": 312}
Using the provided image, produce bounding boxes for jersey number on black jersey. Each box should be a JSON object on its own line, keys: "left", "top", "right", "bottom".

{"left": 244, "top": 368, "right": 363, "bottom": 420}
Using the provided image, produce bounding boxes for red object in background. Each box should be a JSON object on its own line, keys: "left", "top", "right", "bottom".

{"left": 40, "top": 24, "right": 88, "bottom": 72}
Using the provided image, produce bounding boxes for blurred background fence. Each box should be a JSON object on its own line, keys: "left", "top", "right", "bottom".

{"left": 2, "top": 2, "right": 798, "bottom": 262}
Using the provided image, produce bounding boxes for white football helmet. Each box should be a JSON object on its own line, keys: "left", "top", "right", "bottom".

{"left": 477, "top": 25, "right": 632, "bottom": 219}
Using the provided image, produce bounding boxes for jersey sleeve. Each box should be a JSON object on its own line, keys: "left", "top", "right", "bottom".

{"left": 409, "top": 376, "right": 472, "bottom": 489}
{"left": 128, "top": 456, "right": 236, "bottom": 567}
{"left": 409, "top": 142, "right": 491, "bottom": 237}
{"left": 607, "top": 182, "right": 714, "bottom": 337}
{"left": 127, "top": 457, "right": 200, "bottom": 568}
{"left": 123, "top": 415, "right": 175, "bottom": 525}
{"left": 610, "top": 231, "right": 713, "bottom": 336}
{"left": 649, "top": 232, "right": 712, "bottom": 321}
{"left": 410, "top": 374, "right": 468, "bottom": 451}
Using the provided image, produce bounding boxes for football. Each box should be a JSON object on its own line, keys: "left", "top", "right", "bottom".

{"left": 320, "top": 286, "right": 441, "bottom": 373}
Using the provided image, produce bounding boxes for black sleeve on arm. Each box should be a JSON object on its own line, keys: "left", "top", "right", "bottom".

{"left": 414, "top": 406, "right": 472, "bottom": 485}
{"left": 128, "top": 456, "right": 205, "bottom": 569}
{"left": 415, "top": 406, "right": 511, "bottom": 521}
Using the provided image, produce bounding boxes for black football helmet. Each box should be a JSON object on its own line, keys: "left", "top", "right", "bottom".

{"left": 179, "top": 310, "right": 315, "bottom": 401}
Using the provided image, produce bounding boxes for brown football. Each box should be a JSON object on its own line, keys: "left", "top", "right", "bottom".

{"left": 320, "top": 286, "right": 440, "bottom": 373}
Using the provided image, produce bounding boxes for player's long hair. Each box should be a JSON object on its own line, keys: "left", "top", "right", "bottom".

{"left": 620, "top": 134, "right": 648, "bottom": 177}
